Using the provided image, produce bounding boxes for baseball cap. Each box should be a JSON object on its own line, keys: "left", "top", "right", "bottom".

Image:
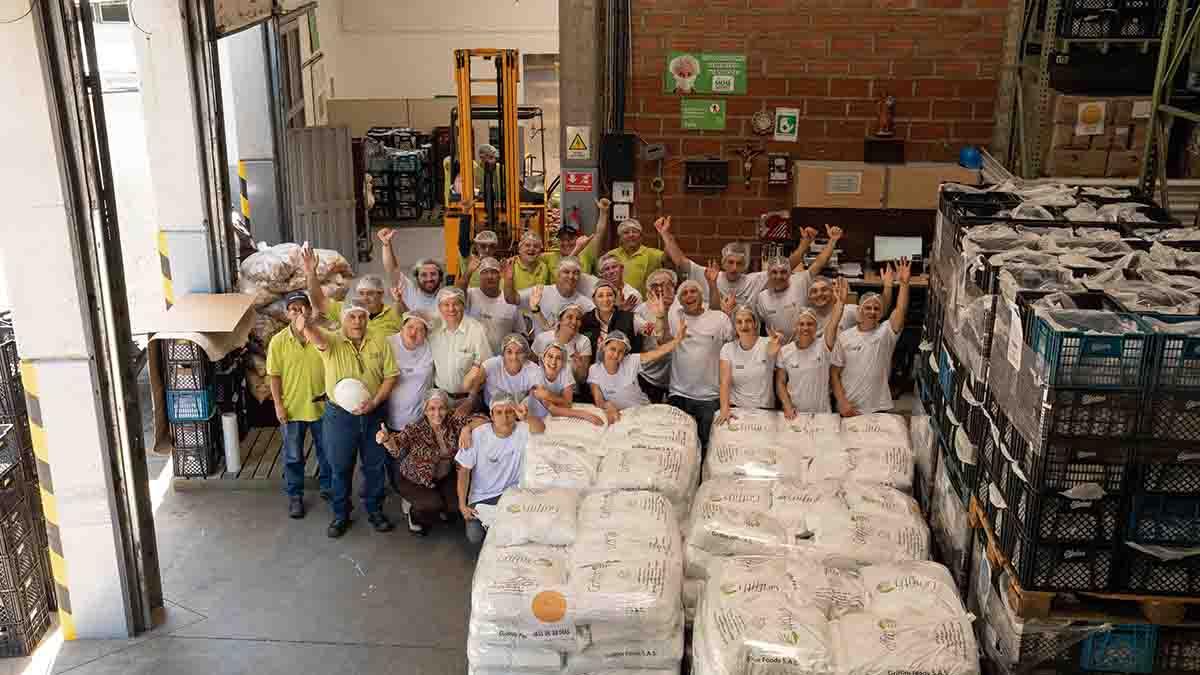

{"left": 283, "top": 291, "right": 311, "bottom": 307}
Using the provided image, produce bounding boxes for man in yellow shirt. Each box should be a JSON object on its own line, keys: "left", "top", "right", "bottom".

{"left": 541, "top": 198, "right": 611, "bottom": 275}
{"left": 266, "top": 291, "right": 329, "bottom": 519}
{"left": 301, "top": 244, "right": 404, "bottom": 337}
{"left": 604, "top": 217, "right": 665, "bottom": 296}
{"left": 301, "top": 301, "right": 400, "bottom": 538}
{"left": 510, "top": 231, "right": 553, "bottom": 291}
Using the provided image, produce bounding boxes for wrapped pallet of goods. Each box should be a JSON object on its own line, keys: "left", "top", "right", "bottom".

{"left": 238, "top": 242, "right": 351, "bottom": 351}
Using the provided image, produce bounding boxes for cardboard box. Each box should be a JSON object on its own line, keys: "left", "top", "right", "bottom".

{"left": 792, "top": 161, "right": 886, "bottom": 209}
{"left": 1044, "top": 149, "right": 1108, "bottom": 177}
{"left": 1093, "top": 126, "right": 1130, "bottom": 151}
{"left": 1113, "top": 97, "right": 1154, "bottom": 125}
{"left": 1050, "top": 124, "right": 1092, "bottom": 150}
{"left": 1053, "top": 95, "right": 1111, "bottom": 126}
{"left": 884, "top": 163, "right": 981, "bottom": 210}
{"left": 1130, "top": 121, "right": 1149, "bottom": 151}
{"left": 1106, "top": 150, "right": 1142, "bottom": 178}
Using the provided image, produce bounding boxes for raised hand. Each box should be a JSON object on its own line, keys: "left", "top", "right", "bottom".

{"left": 466, "top": 255, "right": 482, "bottom": 274}
{"left": 375, "top": 422, "right": 390, "bottom": 447}
{"left": 646, "top": 289, "right": 667, "bottom": 318}
{"left": 653, "top": 216, "right": 672, "bottom": 236}
{"left": 502, "top": 257, "right": 515, "bottom": 283}
{"left": 881, "top": 263, "right": 895, "bottom": 286}
{"left": 826, "top": 224, "right": 844, "bottom": 241}
{"left": 596, "top": 197, "right": 612, "bottom": 211}
{"left": 621, "top": 293, "right": 639, "bottom": 312}
{"left": 300, "top": 242, "right": 318, "bottom": 277}
{"left": 376, "top": 228, "right": 395, "bottom": 245}
{"left": 453, "top": 399, "right": 474, "bottom": 420}
{"left": 897, "top": 257, "right": 913, "bottom": 284}
{"left": 530, "top": 284, "right": 544, "bottom": 308}
{"left": 800, "top": 226, "right": 819, "bottom": 242}
{"left": 720, "top": 293, "right": 736, "bottom": 316}
{"left": 705, "top": 260, "right": 720, "bottom": 285}
{"left": 389, "top": 283, "right": 404, "bottom": 304}
{"left": 515, "top": 403, "right": 529, "bottom": 421}
{"left": 835, "top": 277, "right": 850, "bottom": 304}
{"left": 767, "top": 329, "right": 784, "bottom": 355}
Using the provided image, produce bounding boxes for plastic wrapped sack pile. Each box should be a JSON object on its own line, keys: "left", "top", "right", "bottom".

{"left": 467, "top": 487, "right": 684, "bottom": 675}
{"left": 692, "top": 555, "right": 979, "bottom": 675}
{"left": 704, "top": 412, "right": 913, "bottom": 492}
{"left": 522, "top": 404, "right": 701, "bottom": 519}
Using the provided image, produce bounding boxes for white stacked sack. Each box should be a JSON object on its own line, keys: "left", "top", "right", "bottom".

{"left": 693, "top": 555, "right": 979, "bottom": 675}
{"left": 703, "top": 412, "right": 913, "bottom": 492}
{"left": 467, "top": 488, "right": 684, "bottom": 675}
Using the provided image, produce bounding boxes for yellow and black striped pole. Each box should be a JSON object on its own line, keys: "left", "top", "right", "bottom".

{"left": 157, "top": 230, "right": 173, "bottom": 309}
{"left": 20, "top": 362, "right": 75, "bottom": 640}
{"left": 238, "top": 160, "right": 251, "bottom": 233}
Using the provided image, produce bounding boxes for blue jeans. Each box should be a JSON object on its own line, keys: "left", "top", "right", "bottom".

{"left": 322, "top": 404, "right": 388, "bottom": 522}
{"left": 668, "top": 394, "right": 719, "bottom": 457}
{"left": 282, "top": 420, "right": 330, "bottom": 498}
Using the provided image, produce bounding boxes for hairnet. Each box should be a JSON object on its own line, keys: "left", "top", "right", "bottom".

{"left": 473, "top": 230, "right": 499, "bottom": 244}
{"left": 501, "top": 333, "right": 529, "bottom": 353}
{"left": 766, "top": 256, "right": 791, "bottom": 272}
{"left": 478, "top": 257, "right": 502, "bottom": 272}
{"left": 422, "top": 388, "right": 450, "bottom": 410}
{"left": 436, "top": 287, "right": 466, "bottom": 306}
{"left": 646, "top": 268, "right": 678, "bottom": 287}
{"left": 556, "top": 256, "right": 582, "bottom": 273}
{"left": 489, "top": 392, "right": 519, "bottom": 411}
{"left": 602, "top": 330, "right": 632, "bottom": 352}
{"left": 411, "top": 258, "right": 444, "bottom": 278}
{"left": 356, "top": 274, "right": 386, "bottom": 292}
{"left": 677, "top": 279, "right": 704, "bottom": 299}
{"left": 617, "top": 219, "right": 643, "bottom": 236}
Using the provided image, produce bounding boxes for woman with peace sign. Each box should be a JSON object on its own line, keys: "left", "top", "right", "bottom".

{"left": 715, "top": 305, "right": 784, "bottom": 426}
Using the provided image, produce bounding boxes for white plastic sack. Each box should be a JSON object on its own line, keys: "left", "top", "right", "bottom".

{"left": 595, "top": 442, "right": 699, "bottom": 509}
{"left": 489, "top": 488, "right": 581, "bottom": 548}
{"left": 522, "top": 437, "right": 601, "bottom": 490}
{"left": 807, "top": 445, "right": 914, "bottom": 491}
{"left": 569, "top": 556, "right": 683, "bottom": 638}
{"left": 703, "top": 440, "right": 813, "bottom": 481}
{"left": 831, "top": 612, "right": 980, "bottom": 675}
{"left": 569, "top": 620, "right": 683, "bottom": 672}
{"left": 574, "top": 491, "right": 681, "bottom": 566}
{"left": 543, "top": 408, "right": 610, "bottom": 446}
{"left": 859, "top": 561, "right": 965, "bottom": 619}
{"left": 469, "top": 542, "right": 580, "bottom": 653}
{"left": 467, "top": 639, "right": 565, "bottom": 672}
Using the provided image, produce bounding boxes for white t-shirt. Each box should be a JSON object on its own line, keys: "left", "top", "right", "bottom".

{"left": 814, "top": 304, "right": 859, "bottom": 338}
{"left": 527, "top": 365, "right": 575, "bottom": 418}
{"left": 466, "top": 287, "right": 522, "bottom": 355}
{"left": 778, "top": 340, "right": 833, "bottom": 413}
{"left": 669, "top": 309, "right": 735, "bottom": 400}
{"left": 634, "top": 301, "right": 672, "bottom": 388}
{"left": 385, "top": 335, "right": 435, "bottom": 429}
{"left": 455, "top": 422, "right": 530, "bottom": 504}
{"left": 520, "top": 284, "right": 594, "bottom": 325}
{"left": 756, "top": 270, "right": 814, "bottom": 340}
{"left": 588, "top": 354, "right": 650, "bottom": 410}
{"left": 531, "top": 330, "right": 593, "bottom": 384}
{"left": 720, "top": 337, "right": 776, "bottom": 409}
{"left": 688, "top": 261, "right": 770, "bottom": 307}
{"left": 832, "top": 323, "right": 900, "bottom": 414}
{"left": 403, "top": 284, "right": 440, "bottom": 318}
{"left": 577, "top": 274, "right": 644, "bottom": 307}
{"left": 481, "top": 356, "right": 542, "bottom": 406}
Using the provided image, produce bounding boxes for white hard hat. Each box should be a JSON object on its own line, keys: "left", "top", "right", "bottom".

{"left": 333, "top": 378, "right": 371, "bottom": 413}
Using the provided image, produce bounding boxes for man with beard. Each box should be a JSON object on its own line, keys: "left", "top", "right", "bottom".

{"left": 504, "top": 256, "right": 595, "bottom": 327}
{"left": 455, "top": 256, "right": 523, "bottom": 354}
{"left": 303, "top": 244, "right": 403, "bottom": 338}
{"left": 666, "top": 278, "right": 734, "bottom": 455}
{"left": 377, "top": 228, "right": 444, "bottom": 318}
{"left": 756, "top": 224, "right": 844, "bottom": 341}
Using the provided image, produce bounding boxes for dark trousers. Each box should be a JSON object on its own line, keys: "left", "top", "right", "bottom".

{"left": 667, "top": 394, "right": 719, "bottom": 456}
{"left": 394, "top": 473, "right": 459, "bottom": 527}
{"left": 465, "top": 494, "right": 502, "bottom": 545}
{"left": 282, "top": 419, "right": 329, "bottom": 498}
{"left": 322, "top": 404, "right": 388, "bottom": 521}
{"left": 638, "top": 374, "right": 669, "bottom": 404}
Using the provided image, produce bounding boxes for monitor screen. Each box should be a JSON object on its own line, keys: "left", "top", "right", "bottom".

{"left": 874, "top": 235, "right": 923, "bottom": 262}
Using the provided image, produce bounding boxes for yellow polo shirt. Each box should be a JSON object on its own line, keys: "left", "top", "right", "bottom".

{"left": 324, "top": 300, "right": 404, "bottom": 338}
{"left": 317, "top": 329, "right": 400, "bottom": 402}
{"left": 607, "top": 245, "right": 665, "bottom": 296}
{"left": 265, "top": 328, "right": 326, "bottom": 422}
{"left": 542, "top": 246, "right": 597, "bottom": 277}
{"left": 513, "top": 257, "right": 553, "bottom": 292}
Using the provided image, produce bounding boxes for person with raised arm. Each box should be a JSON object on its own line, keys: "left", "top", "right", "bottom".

{"left": 302, "top": 243, "right": 403, "bottom": 337}
{"left": 666, "top": 278, "right": 735, "bottom": 455}
{"left": 588, "top": 324, "right": 687, "bottom": 423}
{"left": 526, "top": 341, "right": 605, "bottom": 425}
{"left": 716, "top": 306, "right": 784, "bottom": 426}
{"left": 455, "top": 256, "right": 522, "bottom": 354}
{"left": 776, "top": 277, "right": 850, "bottom": 416}
{"left": 756, "top": 225, "right": 844, "bottom": 340}
{"left": 832, "top": 259, "right": 912, "bottom": 416}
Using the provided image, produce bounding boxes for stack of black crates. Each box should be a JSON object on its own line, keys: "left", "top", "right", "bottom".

{"left": 0, "top": 320, "right": 52, "bottom": 657}
{"left": 162, "top": 339, "right": 243, "bottom": 478}
{"left": 917, "top": 185, "right": 1200, "bottom": 675}
{"left": 366, "top": 127, "right": 433, "bottom": 221}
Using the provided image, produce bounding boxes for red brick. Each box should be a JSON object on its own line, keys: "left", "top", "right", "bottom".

{"left": 875, "top": 38, "right": 915, "bottom": 57}
{"left": 968, "top": 0, "right": 1010, "bottom": 8}
{"left": 644, "top": 12, "right": 682, "bottom": 30}
{"left": 893, "top": 15, "right": 939, "bottom": 32}
{"left": 937, "top": 61, "right": 980, "bottom": 77}
{"left": 726, "top": 13, "right": 771, "bottom": 31}
{"left": 897, "top": 100, "right": 932, "bottom": 119}
{"left": 957, "top": 79, "right": 998, "bottom": 98}
{"left": 749, "top": 78, "right": 789, "bottom": 96}
{"left": 831, "top": 37, "right": 872, "bottom": 54}
{"left": 703, "top": 37, "right": 750, "bottom": 51}
{"left": 642, "top": 97, "right": 681, "bottom": 114}
{"left": 806, "top": 99, "right": 846, "bottom": 116}
{"left": 810, "top": 13, "right": 856, "bottom": 29}
{"left": 792, "top": 37, "right": 830, "bottom": 54}
{"left": 807, "top": 61, "right": 851, "bottom": 75}
{"left": 924, "top": 0, "right": 963, "bottom": 6}
{"left": 905, "top": 142, "right": 932, "bottom": 162}
{"left": 910, "top": 122, "right": 951, "bottom": 140}
{"left": 876, "top": 0, "right": 916, "bottom": 7}
{"left": 629, "top": 117, "right": 663, "bottom": 135}
{"left": 982, "top": 14, "right": 1006, "bottom": 31}
{"left": 940, "top": 15, "right": 983, "bottom": 33}
{"left": 754, "top": 38, "right": 791, "bottom": 52}
{"left": 847, "top": 99, "right": 877, "bottom": 118}
{"left": 727, "top": 97, "right": 768, "bottom": 116}
{"left": 892, "top": 60, "right": 935, "bottom": 77}
{"left": 788, "top": 77, "right": 829, "bottom": 96}
{"left": 973, "top": 100, "right": 997, "bottom": 119}
{"left": 954, "top": 122, "right": 994, "bottom": 139}
{"left": 668, "top": 37, "right": 703, "bottom": 51}
{"left": 739, "top": 198, "right": 785, "bottom": 215}
{"left": 932, "top": 100, "right": 973, "bottom": 119}
{"left": 851, "top": 61, "right": 891, "bottom": 76}
{"left": 686, "top": 14, "right": 727, "bottom": 30}
{"left": 770, "top": 57, "right": 810, "bottom": 76}
{"left": 915, "top": 78, "right": 956, "bottom": 97}
{"left": 830, "top": 78, "right": 870, "bottom": 98}
{"left": 749, "top": 0, "right": 792, "bottom": 7}
{"left": 919, "top": 40, "right": 964, "bottom": 56}
{"left": 828, "top": 119, "right": 869, "bottom": 138}
{"left": 871, "top": 78, "right": 916, "bottom": 97}
{"left": 634, "top": 36, "right": 662, "bottom": 53}
{"left": 974, "top": 36, "right": 1006, "bottom": 54}
{"left": 796, "top": 119, "right": 826, "bottom": 138}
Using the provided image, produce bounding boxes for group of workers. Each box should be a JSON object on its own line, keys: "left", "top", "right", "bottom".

{"left": 265, "top": 199, "right": 912, "bottom": 543}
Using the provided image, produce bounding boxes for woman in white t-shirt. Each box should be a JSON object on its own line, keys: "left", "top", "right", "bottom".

{"left": 527, "top": 341, "right": 605, "bottom": 425}
{"left": 832, "top": 259, "right": 912, "bottom": 416}
{"left": 464, "top": 333, "right": 542, "bottom": 406}
{"left": 588, "top": 326, "right": 686, "bottom": 423}
{"left": 716, "top": 305, "right": 783, "bottom": 425}
{"left": 530, "top": 303, "right": 592, "bottom": 384}
{"left": 776, "top": 278, "right": 849, "bottom": 416}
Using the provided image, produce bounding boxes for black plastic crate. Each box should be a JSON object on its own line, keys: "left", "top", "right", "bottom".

{"left": 170, "top": 413, "right": 223, "bottom": 478}
{"left": 1029, "top": 311, "right": 1153, "bottom": 390}
{"left": 1015, "top": 291, "right": 1123, "bottom": 348}
{"left": 396, "top": 203, "right": 422, "bottom": 220}
{"left": 1142, "top": 389, "right": 1200, "bottom": 443}
{"left": 0, "top": 338, "right": 24, "bottom": 419}
{"left": 1157, "top": 627, "right": 1200, "bottom": 672}
{"left": 1132, "top": 446, "right": 1200, "bottom": 495}
{"left": 1010, "top": 532, "right": 1118, "bottom": 592}
{"left": 1128, "top": 494, "right": 1200, "bottom": 546}
{"left": 1038, "top": 389, "right": 1142, "bottom": 440}
{"left": 1002, "top": 467, "right": 1122, "bottom": 551}
{"left": 0, "top": 535, "right": 37, "bottom": 596}
{"left": 1054, "top": 0, "right": 1166, "bottom": 38}
{"left": 0, "top": 582, "right": 49, "bottom": 658}
{"left": 940, "top": 404, "right": 981, "bottom": 505}
{"left": 1147, "top": 314, "right": 1200, "bottom": 391}
{"left": 1006, "top": 416, "right": 1132, "bottom": 495}
{"left": 1121, "top": 547, "right": 1200, "bottom": 596}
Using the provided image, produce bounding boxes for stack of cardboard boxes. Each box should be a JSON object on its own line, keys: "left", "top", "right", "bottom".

{"left": 1042, "top": 92, "right": 1153, "bottom": 177}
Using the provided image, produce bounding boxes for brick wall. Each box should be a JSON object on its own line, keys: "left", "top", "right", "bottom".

{"left": 626, "top": 0, "right": 1009, "bottom": 259}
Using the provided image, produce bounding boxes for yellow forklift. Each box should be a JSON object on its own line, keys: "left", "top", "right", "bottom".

{"left": 443, "top": 48, "right": 551, "bottom": 277}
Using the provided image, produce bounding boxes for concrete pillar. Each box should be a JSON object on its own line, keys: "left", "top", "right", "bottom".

{"left": 0, "top": 7, "right": 141, "bottom": 639}
{"left": 558, "top": 0, "right": 602, "bottom": 235}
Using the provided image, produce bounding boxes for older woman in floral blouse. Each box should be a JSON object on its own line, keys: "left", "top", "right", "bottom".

{"left": 377, "top": 388, "right": 485, "bottom": 535}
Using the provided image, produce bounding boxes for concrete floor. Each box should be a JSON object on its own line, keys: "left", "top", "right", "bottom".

{"left": 8, "top": 486, "right": 475, "bottom": 674}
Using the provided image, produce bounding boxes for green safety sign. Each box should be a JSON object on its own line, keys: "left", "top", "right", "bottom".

{"left": 681, "top": 99, "right": 726, "bottom": 131}
{"left": 663, "top": 52, "right": 747, "bottom": 95}
{"left": 774, "top": 107, "right": 799, "bottom": 142}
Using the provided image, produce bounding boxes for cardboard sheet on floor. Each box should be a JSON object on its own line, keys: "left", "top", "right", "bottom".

{"left": 146, "top": 293, "right": 256, "bottom": 455}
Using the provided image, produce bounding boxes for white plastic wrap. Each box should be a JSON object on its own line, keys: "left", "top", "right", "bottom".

{"left": 543, "top": 408, "right": 610, "bottom": 446}
{"left": 807, "top": 445, "right": 914, "bottom": 491}
{"left": 607, "top": 404, "right": 699, "bottom": 447}
{"left": 858, "top": 561, "right": 965, "bottom": 618}
{"left": 831, "top": 612, "right": 979, "bottom": 675}
{"left": 522, "top": 437, "right": 601, "bottom": 490}
{"left": 489, "top": 488, "right": 581, "bottom": 548}
{"left": 574, "top": 491, "right": 681, "bottom": 566}
{"left": 595, "top": 441, "right": 700, "bottom": 511}
{"left": 839, "top": 412, "right": 908, "bottom": 447}
{"left": 570, "top": 621, "right": 684, "bottom": 672}
{"left": 468, "top": 542, "right": 580, "bottom": 653}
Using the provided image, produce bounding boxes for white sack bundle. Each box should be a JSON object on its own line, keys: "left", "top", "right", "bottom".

{"left": 806, "top": 445, "right": 914, "bottom": 491}
{"left": 594, "top": 440, "right": 699, "bottom": 508}
{"left": 858, "top": 560, "right": 966, "bottom": 619}
{"left": 839, "top": 412, "right": 909, "bottom": 449}
{"left": 607, "top": 404, "right": 699, "bottom": 447}
{"left": 568, "top": 554, "right": 683, "bottom": 640}
{"left": 574, "top": 491, "right": 680, "bottom": 566}
{"left": 489, "top": 488, "right": 581, "bottom": 548}
{"left": 830, "top": 612, "right": 979, "bottom": 675}
{"left": 568, "top": 619, "right": 683, "bottom": 673}
{"left": 468, "top": 542, "right": 580, "bottom": 653}
{"left": 467, "top": 639, "right": 565, "bottom": 673}
{"left": 685, "top": 479, "right": 780, "bottom": 566}
{"left": 521, "top": 437, "right": 601, "bottom": 490}
{"left": 542, "top": 407, "right": 609, "bottom": 446}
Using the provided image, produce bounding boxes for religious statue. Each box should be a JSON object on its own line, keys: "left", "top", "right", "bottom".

{"left": 738, "top": 143, "right": 763, "bottom": 188}
{"left": 876, "top": 93, "right": 897, "bottom": 138}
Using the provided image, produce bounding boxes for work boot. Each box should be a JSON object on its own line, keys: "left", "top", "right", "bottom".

{"left": 368, "top": 512, "right": 395, "bottom": 533}
{"left": 407, "top": 512, "right": 426, "bottom": 536}
{"left": 327, "top": 519, "right": 349, "bottom": 538}
{"left": 288, "top": 496, "right": 305, "bottom": 519}
{"left": 400, "top": 498, "right": 412, "bottom": 515}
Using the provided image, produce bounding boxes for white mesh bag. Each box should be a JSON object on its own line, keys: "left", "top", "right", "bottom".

{"left": 489, "top": 488, "right": 581, "bottom": 548}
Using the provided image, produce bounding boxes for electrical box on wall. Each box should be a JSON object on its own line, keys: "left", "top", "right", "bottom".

{"left": 684, "top": 159, "right": 729, "bottom": 192}
{"left": 601, "top": 134, "right": 637, "bottom": 182}
{"left": 768, "top": 154, "right": 790, "bottom": 185}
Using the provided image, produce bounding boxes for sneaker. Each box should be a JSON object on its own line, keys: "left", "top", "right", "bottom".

{"left": 326, "top": 519, "right": 349, "bottom": 538}
{"left": 439, "top": 511, "right": 449, "bottom": 522}
{"left": 368, "top": 512, "right": 395, "bottom": 533}
{"left": 400, "top": 498, "right": 412, "bottom": 516}
{"left": 288, "top": 496, "right": 305, "bottom": 519}
{"left": 407, "top": 512, "right": 426, "bottom": 536}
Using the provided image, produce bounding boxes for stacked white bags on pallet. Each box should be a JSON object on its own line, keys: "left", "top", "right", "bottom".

{"left": 703, "top": 412, "right": 914, "bottom": 492}
{"left": 692, "top": 555, "right": 980, "bottom": 675}
{"left": 467, "top": 487, "right": 685, "bottom": 675}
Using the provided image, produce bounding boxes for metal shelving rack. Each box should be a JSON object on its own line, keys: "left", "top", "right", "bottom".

{"left": 1138, "top": 0, "right": 1200, "bottom": 212}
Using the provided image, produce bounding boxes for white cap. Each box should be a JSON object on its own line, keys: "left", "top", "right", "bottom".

{"left": 478, "top": 257, "right": 502, "bottom": 272}
{"left": 617, "top": 219, "right": 643, "bottom": 235}
{"left": 436, "top": 287, "right": 466, "bottom": 306}
{"left": 489, "top": 392, "right": 519, "bottom": 411}
{"left": 556, "top": 256, "right": 582, "bottom": 273}
{"left": 474, "top": 230, "right": 499, "bottom": 245}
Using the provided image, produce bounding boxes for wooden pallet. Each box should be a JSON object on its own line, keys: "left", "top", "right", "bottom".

{"left": 968, "top": 497, "right": 1200, "bottom": 625}
{"left": 173, "top": 426, "right": 321, "bottom": 491}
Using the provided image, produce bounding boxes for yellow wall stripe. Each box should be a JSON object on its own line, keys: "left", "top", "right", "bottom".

{"left": 157, "top": 230, "right": 174, "bottom": 308}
